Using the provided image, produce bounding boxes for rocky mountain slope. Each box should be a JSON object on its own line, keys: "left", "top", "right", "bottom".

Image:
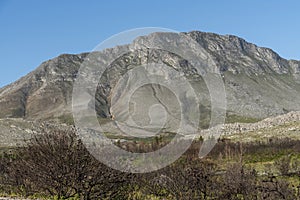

{"left": 0, "top": 31, "right": 299, "bottom": 124}
{"left": 1, "top": 110, "right": 299, "bottom": 148}
{"left": 0, "top": 54, "right": 87, "bottom": 120}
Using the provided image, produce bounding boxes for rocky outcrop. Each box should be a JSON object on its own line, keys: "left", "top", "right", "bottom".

{"left": 223, "top": 111, "right": 300, "bottom": 135}
{"left": 192, "top": 111, "right": 300, "bottom": 143}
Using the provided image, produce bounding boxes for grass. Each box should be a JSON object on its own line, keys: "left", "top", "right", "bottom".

{"left": 225, "top": 113, "right": 261, "bottom": 124}
{"left": 57, "top": 114, "right": 75, "bottom": 125}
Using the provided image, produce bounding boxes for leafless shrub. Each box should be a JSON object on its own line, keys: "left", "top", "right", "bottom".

{"left": 3, "top": 127, "right": 133, "bottom": 199}
{"left": 257, "top": 175, "right": 296, "bottom": 199}
{"left": 220, "top": 162, "right": 257, "bottom": 200}
{"left": 140, "top": 159, "right": 217, "bottom": 200}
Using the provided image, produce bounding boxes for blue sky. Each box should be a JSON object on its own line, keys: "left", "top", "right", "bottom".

{"left": 0, "top": 0, "right": 300, "bottom": 87}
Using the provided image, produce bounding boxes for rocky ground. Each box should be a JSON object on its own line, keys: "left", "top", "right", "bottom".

{"left": 0, "top": 118, "right": 70, "bottom": 149}
{"left": 0, "top": 111, "right": 299, "bottom": 149}
{"left": 222, "top": 111, "right": 300, "bottom": 142}
{"left": 184, "top": 111, "right": 300, "bottom": 142}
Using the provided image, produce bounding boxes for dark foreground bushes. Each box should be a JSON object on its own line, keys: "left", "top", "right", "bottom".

{"left": 0, "top": 127, "right": 133, "bottom": 199}
{"left": 1, "top": 128, "right": 300, "bottom": 199}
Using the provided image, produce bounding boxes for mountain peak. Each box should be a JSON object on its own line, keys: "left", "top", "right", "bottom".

{"left": 185, "top": 31, "right": 294, "bottom": 75}
{"left": 0, "top": 30, "right": 299, "bottom": 122}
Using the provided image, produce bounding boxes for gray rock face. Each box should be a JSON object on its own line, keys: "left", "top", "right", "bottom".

{"left": 186, "top": 31, "right": 293, "bottom": 75}
{"left": 0, "top": 54, "right": 87, "bottom": 119}
{"left": 0, "top": 31, "right": 299, "bottom": 125}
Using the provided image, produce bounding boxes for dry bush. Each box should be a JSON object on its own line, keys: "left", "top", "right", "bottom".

{"left": 257, "top": 175, "right": 296, "bottom": 199}
{"left": 3, "top": 127, "right": 133, "bottom": 199}
{"left": 139, "top": 158, "right": 218, "bottom": 200}
{"left": 274, "top": 155, "right": 291, "bottom": 176}
{"left": 220, "top": 163, "right": 257, "bottom": 200}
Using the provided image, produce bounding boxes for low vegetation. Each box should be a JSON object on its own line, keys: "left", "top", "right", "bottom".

{"left": 1, "top": 128, "right": 300, "bottom": 199}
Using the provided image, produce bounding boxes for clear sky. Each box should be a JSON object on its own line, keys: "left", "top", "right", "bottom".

{"left": 1, "top": 0, "right": 300, "bottom": 87}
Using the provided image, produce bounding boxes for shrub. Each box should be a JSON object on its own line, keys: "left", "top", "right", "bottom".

{"left": 274, "top": 155, "right": 291, "bottom": 175}
{"left": 4, "top": 126, "right": 133, "bottom": 199}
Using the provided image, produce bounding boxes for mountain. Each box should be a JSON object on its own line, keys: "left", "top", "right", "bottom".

{"left": 186, "top": 31, "right": 300, "bottom": 120}
{"left": 0, "top": 31, "right": 299, "bottom": 127}
{"left": 0, "top": 54, "right": 87, "bottom": 120}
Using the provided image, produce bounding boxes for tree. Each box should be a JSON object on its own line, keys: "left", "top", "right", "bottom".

{"left": 5, "top": 126, "right": 132, "bottom": 199}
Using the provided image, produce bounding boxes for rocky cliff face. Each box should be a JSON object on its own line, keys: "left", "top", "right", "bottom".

{"left": 186, "top": 31, "right": 294, "bottom": 74}
{"left": 0, "top": 31, "right": 299, "bottom": 124}
{"left": 186, "top": 31, "right": 300, "bottom": 118}
{"left": 0, "top": 54, "right": 87, "bottom": 119}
